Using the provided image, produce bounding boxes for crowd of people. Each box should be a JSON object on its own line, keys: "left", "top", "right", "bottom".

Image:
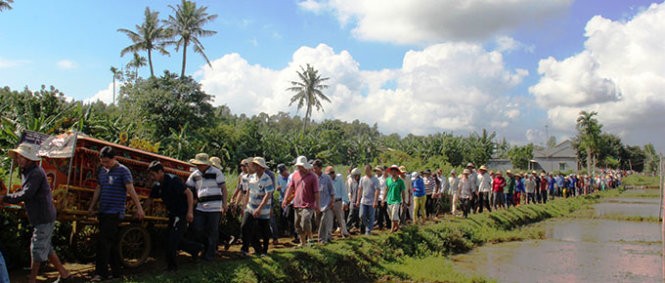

{"left": 0, "top": 143, "right": 626, "bottom": 282}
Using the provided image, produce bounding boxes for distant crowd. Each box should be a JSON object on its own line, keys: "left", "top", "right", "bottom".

{"left": 0, "top": 142, "right": 625, "bottom": 282}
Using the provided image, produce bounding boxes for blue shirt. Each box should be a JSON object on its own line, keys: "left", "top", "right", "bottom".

{"left": 548, "top": 177, "right": 556, "bottom": 190}
{"left": 515, "top": 179, "right": 525, "bottom": 193}
{"left": 98, "top": 163, "right": 133, "bottom": 216}
{"left": 277, "top": 175, "right": 289, "bottom": 203}
{"left": 412, "top": 177, "right": 426, "bottom": 197}
{"left": 331, "top": 174, "right": 348, "bottom": 204}
{"left": 317, "top": 173, "right": 335, "bottom": 211}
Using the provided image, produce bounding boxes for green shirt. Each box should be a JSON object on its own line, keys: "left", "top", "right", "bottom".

{"left": 505, "top": 177, "right": 515, "bottom": 194}
{"left": 385, "top": 177, "right": 405, "bottom": 205}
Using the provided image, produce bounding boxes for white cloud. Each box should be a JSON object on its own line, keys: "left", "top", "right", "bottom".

{"left": 529, "top": 2, "right": 665, "bottom": 151}
{"left": 57, "top": 59, "right": 77, "bottom": 70}
{"left": 86, "top": 82, "right": 119, "bottom": 105}
{"left": 298, "top": 0, "right": 572, "bottom": 44}
{"left": 0, "top": 57, "right": 29, "bottom": 68}
{"left": 199, "top": 43, "right": 527, "bottom": 137}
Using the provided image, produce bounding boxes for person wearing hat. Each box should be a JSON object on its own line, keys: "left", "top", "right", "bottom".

{"left": 398, "top": 166, "right": 413, "bottom": 224}
{"left": 476, "top": 165, "right": 492, "bottom": 213}
{"left": 282, "top": 156, "right": 319, "bottom": 246}
{"left": 240, "top": 157, "right": 274, "bottom": 256}
{"left": 385, "top": 165, "right": 406, "bottom": 232}
{"left": 448, "top": 169, "right": 459, "bottom": 215}
{"left": 1, "top": 143, "right": 72, "bottom": 283}
{"left": 357, "top": 165, "right": 380, "bottom": 235}
{"left": 326, "top": 166, "right": 350, "bottom": 238}
{"left": 230, "top": 158, "right": 251, "bottom": 208}
{"left": 145, "top": 161, "right": 203, "bottom": 271}
{"left": 421, "top": 169, "right": 436, "bottom": 219}
{"left": 411, "top": 171, "right": 426, "bottom": 225}
{"left": 539, "top": 172, "right": 548, "bottom": 204}
{"left": 185, "top": 152, "right": 227, "bottom": 261}
{"left": 465, "top": 163, "right": 479, "bottom": 212}
{"left": 345, "top": 168, "right": 362, "bottom": 234}
{"left": 88, "top": 146, "right": 145, "bottom": 281}
{"left": 458, "top": 169, "right": 474, "bottom": 218}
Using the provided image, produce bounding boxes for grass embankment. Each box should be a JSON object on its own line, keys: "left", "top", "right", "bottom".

{"left": 124, "top": 193, "right": 604, "bottom": 283}
{"left": 622, "top": 175, "right": 660, "bottom": 187}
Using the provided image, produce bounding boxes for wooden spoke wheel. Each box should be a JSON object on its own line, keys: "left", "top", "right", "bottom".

{"left": 72, "top": 224, "right": 98, "bottom": 263}
{"left": 118, "top": 225, "right": 151, "bottom": 268}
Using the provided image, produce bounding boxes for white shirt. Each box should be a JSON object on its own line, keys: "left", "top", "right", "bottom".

{"left": 186, "top": 166, "right": 226, "bottom": 212}
{"left": 478, "top": 172, "right": 492, "bottom": 193}
{"left": 448, "top": 176, "right": 459, "bottom": 195}
{"left": 377, "top": 175, "right": 387, "bottom": 202}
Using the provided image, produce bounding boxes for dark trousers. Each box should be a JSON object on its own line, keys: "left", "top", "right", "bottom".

{"left": 460, "top": 198, "right": 471, "bottom": 218}
{"left": 376, "top": 202, "right": 391, "bottom": 229}
{"left": 193, "top": 210, "right": 221, "bottom": 260}
{"left": 540, "top": 190, "right": 548, "bottom": 204}
{"left": 527, "top": 192, "right": 536, "bottom": 204}
{"left": 283, "top": 204, "right": 298, "bottom": 240}
{"left": 425, "top": 194, "right": 434, "bottom": 217}
{"left": 166, "top": 215, "right": 203, "bottom": 270}
{"left": 477, "top": 192, "right": 492, "bottom": 213}
{"left": 96, "top": 214, "right": 122, "bottom": 278}
{"left": 505, "top": 193, "right": 513, "bottom": 208}
{"left": 241, "top": 212, "right": 271, "bottom": 254}
{"left": 346, "top": 205, "right": 361, "bottom": 232}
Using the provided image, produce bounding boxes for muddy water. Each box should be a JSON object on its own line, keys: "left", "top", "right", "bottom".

{"left": 452, "top": 193, "right": 662, "bottom": 283}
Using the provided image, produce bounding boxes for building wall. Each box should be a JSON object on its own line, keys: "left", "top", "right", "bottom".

{"left": 533, "top": 157, "right": 578, "bottom": 173}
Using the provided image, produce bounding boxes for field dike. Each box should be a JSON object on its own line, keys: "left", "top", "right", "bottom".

{"left": 126, "top": 193, "right": 608, "bottom": 283}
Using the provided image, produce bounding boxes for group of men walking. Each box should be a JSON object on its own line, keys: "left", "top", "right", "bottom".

{"left": 0, "top": 142, "right": 624, "bottom": 282}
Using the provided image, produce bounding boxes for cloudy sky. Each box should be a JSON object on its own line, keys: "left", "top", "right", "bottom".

{"left": 1, "top": 0, "right": 664, "bottom": 152}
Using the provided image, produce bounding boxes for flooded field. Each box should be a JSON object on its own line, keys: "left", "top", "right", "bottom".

{"left": 452, "top": 190, "right": 663, "bottom": 283}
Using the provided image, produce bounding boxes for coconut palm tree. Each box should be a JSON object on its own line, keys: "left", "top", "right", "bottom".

{"left": 576, "top": 111, "right": 602, "bottom": 176}
{"left": 165, "top": 0, "right": 218, "bottom": 77}
{"left": 0, "top": 0, "right": 13, "bottom": 11}
{"left": 287, "top": 64, "right": 330, "bottom": 134}
{"left": 127, "top": 53, "right": 147, "bottom": 82}
{"left": 118, "top": 7, "right": 170, "bottom": 78}
{"left": 110, "top": 66, "right": 122, "bottom": 104}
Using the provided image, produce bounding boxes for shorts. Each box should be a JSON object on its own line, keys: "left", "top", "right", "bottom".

{"left": 388, "top": 204, "right": 401, "bottom": 222}
{"left": 31, "top": 222, "right": 55, "bottom": 262}
{"left": 294, "top": 208, "right": 314, "bottom": 235}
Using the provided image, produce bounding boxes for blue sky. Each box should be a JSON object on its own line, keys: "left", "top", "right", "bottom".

{"left": 1, "top": 0, "right": 664, "bottom": 152}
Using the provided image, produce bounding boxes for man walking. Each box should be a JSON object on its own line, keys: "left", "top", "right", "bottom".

{"left": 240, "top": 157, "right": 274, "bottom": 256}
{"left": 186, "top": 153, "right": 227, "bottom": 261}
{"left": 145, "top": 161, "right": 203, "bottom": 271}
{"left": 385, "top": 165, "right": 406, "bottom": 232}
{"left": 327, "top": 166, "right": 350, "bottom": 238}
{"left": 476, "top": 166, "right": 492, "bottom": 213}
{"left": 346, "top": 168, "right": 362, "bottom": 233}
{"left": 88, "top": 146, "right": 145, "bottom": 281}
{"left": 282, "top": 156, "right": 319, "bottom": 246}
{"left": 1, "top": 143, "right": 72, "bottom": 283}
{"left": 357, "top": 165, "right": 379, "bottom": 235}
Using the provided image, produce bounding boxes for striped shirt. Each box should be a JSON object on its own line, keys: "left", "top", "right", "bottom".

{"left": 186, "top": 166, "right": 226, "bottom": 212}
{"left": 98, "top": 163, "right": 133, "bottom": 216}
{"left": 246, "top": 172, "right": 274, "bottom": 219}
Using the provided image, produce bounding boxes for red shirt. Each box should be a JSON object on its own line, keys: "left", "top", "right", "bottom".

{"left": 290, "top": 171, "right": 319, "bottom": 209}
{"left": 540, "top": 177, "right": 548, "bottom": 190}
{"left": 492, "top": 176, "right": 506, "bottom": 193}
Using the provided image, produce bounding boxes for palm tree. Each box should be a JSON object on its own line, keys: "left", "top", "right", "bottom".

{"left": 110, "top": 66, "right": 122, "bottom": 104}
{"left": 118, "top": 7, "right": 170, "bottom": 78}
{"left": 287, "top": 64, "right": 330, "bottom": 134}
{"left": 0, "top": 0, "right": 13, "bottom": 11}
{"left": 165, "top": 0, "right": 218, "bottom": 77}
{"left": 127, "top": 53, "right": 147, "bottom": 82}
{"left": 576, "top": 111, "right": 602, "bottom": 177}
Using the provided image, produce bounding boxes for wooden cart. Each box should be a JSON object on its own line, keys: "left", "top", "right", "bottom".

{"left": 4, "top": 131, "right": 193, "bottom": 267}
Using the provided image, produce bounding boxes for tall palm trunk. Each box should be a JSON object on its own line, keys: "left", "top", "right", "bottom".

{"left": 148, "top": 49, "right": 154, "bottom": 77}
{"left": 181, "top": 41, "right": 188, "bottom": 77}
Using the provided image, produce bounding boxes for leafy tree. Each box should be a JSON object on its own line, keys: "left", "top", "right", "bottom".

{"left": 287, "top": 64, "right": 330, "bottom": 133}
{"left": 110, "top": 66, "right": 122, "bottom": 104}
{"left": 126, "top": 53, "right": 147, "bottom": 82}
{"left": 0, "top": 0, "right": 13, "bottom": 11}
{"left": 576, "top": 111, "right": 602, "bottom": 174}
{"left": 507, "top": 144, "right": 534, "bottom": 170}
{"left": 118, "top": 7, "right": 171, "bottom": 77}
{"left": 165, "top": 0, "right": 218, "bottom": 77}
{"left": 643, "top": 143, "right": 659, "bottom": 175}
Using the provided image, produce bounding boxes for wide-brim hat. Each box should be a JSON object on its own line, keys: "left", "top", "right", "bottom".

{"left": 479, "top": 165, "right": 488, "bottom": 171}
{"left": 351, "top": 168, "right": 361, "bottom": 176}
{"left": 210, "top": 157, "right": 222, "bottom": 169}
{"left": 462, "top": 169, "right": 471, "bottom": 175}
{"left": 389, "top": 164, "right": 400, "bottom": 172}
{"left": 8, "top": 143, "right": 41, "bottom": 162}
{"left": 466, "top": 162, "right": 475, "bottom": 168}
{"left": 373, "top": 166, "right": 384, "bottom": 172}
{"left": 190, "top": 153, "right": 211, "bottom": 165}
{"left": 450, "top": 169, "right": 457, "bottom": 175}
{"left": 252, "top": 157, "right": 268, "bottom": 169}
{"left": 506, "top": 169, "right": 512, "bottom": 174}
{"left": 399, "top": 165, "right": 407, "bottom": 173}
{"left": 294, "top": 155, "right": 312, "bottom": 169}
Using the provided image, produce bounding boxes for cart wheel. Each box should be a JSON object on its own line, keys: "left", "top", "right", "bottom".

{"left": 118, "top": 225, "right": 151, "bottom": 268}
{"left": 72, "top": 225, "right": 98, "bottom": 263}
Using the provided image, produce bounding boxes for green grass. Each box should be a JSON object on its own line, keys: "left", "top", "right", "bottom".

{"left": 123, "top": 193, "right": 605, "bottom": 283}
{"left": 622, "top": 175, "right": 660, "bottom": 187}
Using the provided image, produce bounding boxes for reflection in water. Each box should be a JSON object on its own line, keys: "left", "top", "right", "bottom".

{"left": 451, "top": 200, "right": 662, "bottom": 283}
